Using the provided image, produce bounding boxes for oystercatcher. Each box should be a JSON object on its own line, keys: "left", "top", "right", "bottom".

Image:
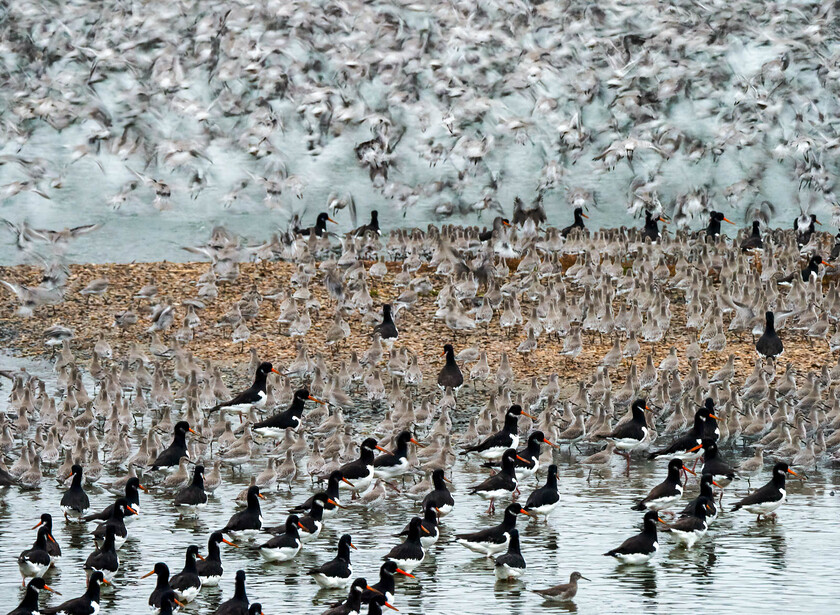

{"left": 604, "top": 510, "right": 665, "bottom": 564}
{"left": 209, "top": 362, "right": 279, "bottom": 414}
{"left": 308, "top": 533, "right": 356, "bottom": 589}
{"left": 456, "top": 503, "right": 531, "bottom": 556}
{"left": 632, "top": 458, "right": 695, "bottom": 512}
{"left": 732, "top": 462, "right": 798, "bottom": 522}
{"left": 253, "top": 388, "right": 324, "bottom": 439}
{"left": 461, "top": 404, "right": 531, "bottom": 461}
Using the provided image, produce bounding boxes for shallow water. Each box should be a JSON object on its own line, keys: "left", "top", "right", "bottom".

{"left": 0, "top": 353, "right": 838, "bottom": 614}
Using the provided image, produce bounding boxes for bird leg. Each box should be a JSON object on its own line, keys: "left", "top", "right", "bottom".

{"left": 486, "top": 498, "right": 495, "bottom": 514}
{"left": 385, "top": 481, "right": 401, "bottom": 493}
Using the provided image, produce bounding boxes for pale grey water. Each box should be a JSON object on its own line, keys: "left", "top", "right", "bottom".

{"left": 1, "top": 352, "right": 838, "bottom": 614}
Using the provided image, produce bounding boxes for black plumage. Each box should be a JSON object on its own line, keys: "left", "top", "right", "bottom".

{"left": 221, "top": 486, "right": 265, "bottom": 536}
{"left": 560, "top": 207, "right": 588, "bottom": 237}
{"left": 142, "top": 562, "right": 173, "bottom": 609}
{"left": 632, "top": 458, "right": 693, "bottom": 511}
{"left": 740, "top": 220, "right": 764, "bottom": 251}
{"left": 212, "top": 569, "right": 249, "bottom": 615}
{"left": 307, "top": 534, "right": 355, "bottom": 588}
{"left": 83, "top": 524, "right": 119, "bottom": 576}
{"left": 437, "top": 343, "right": 463, "bottom": 389}
{"left": 60, "top": 464, "right": 89, "bottom": 520}
{"left": 84, "top": 477, "right": 144, "bottom": 523}
{"left": 150, "top": 421, "right": 195, "bottom": 469}
{"left": 755, "top": 311, "right": 783, "bottom": 360}
{"left": 373, "top": 304, "right": 398, "bottom": 344}
{"left": 170, "top": 544, "right": 203, "bottom": 601}
{"left": 9, "top": 577, "right": 60, "bottom": 615}
{"left": 174, "top": 464, "right": 208, "bottom": 512}
{"left": 196, "top": 531, "right": 238, "bottom": 585}
{"left": 461, "top": 404, "right": 529, "bottom": 459}
{"left": 361, "top": 560, "right": 414, "bottom": 604}
{"left": 32, "top": 513, "right": 61, "bottom": 559}
{"left": 421, "top": 469, "right": 455, "bottom": 516}
{"left": 524, "top": 463, "right": 560, "bottom": 516}
{"left": 604, "top": 511, "right": 663, "bottom": 561}
{"left": 253, "top": 388, "right": 321, "bottom": 435}
{"left": 209, "top": 362, "right": 278, "bottom": 413}
{"left": 41, "top": 571, "right": 108, "bottom": 615}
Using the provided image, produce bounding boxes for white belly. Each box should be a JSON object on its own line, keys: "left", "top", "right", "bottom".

{"left": 475, "top": 487, "right": 515, "bottom": 501}
{"left": 744, "top": 493, "right": 785, "bottom": 515}
{"left": 200, "top": 574, "right": 222, "bottom": 587}
{"left": 299, "top": 523, "right": 322, "bottom": 544}
{"left": 457, "top": 534, "right": 509, "bottom": 557}
{"left": 386, "top": 554, "right": 424, "bottom": 573}
{"left": 613, "top": 437, "right": 643, "bottom": 450}
{"left": 670, "top": 528, "right": 706, "bottom": 549}
{"left": 253, "top": 427, "right": 285, "bottom": 440}
{"left": 527, "top": 501, "right": 559, "bottom": 518}
{"left": 175, "top": 584, "right": 201, "bottom": 602}
{"left": 311, "top": 572, "right": 352, "bottom": 589}
{"left": 259, "top": 542, "right": 301, "bottom": 562}
{"left": 613, "top": 542, "right": 657, "bottom": 564}
{"left": 495, "top": 563, "right": 525, "bottom": 580}
{"left": 374, "top": 458, "right": 410, "bottom": 480}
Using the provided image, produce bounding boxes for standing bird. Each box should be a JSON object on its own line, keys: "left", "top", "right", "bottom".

{"left": 604, "top": 510, "right": 665, "bottom": 564}
{"left": 257, "top": 515, "right": 303, "bottom": 562}
{"left": 600, "top": 399, "right": 648, "bottom": 473}
{"left": 291, "top": 470, "right": 352, "bottom": 518}
{"left": 561, "top": 207, "right": 588, "bottom": 237}
{"left": 9, "top": 578, "right": 61, "bottom": 615}
{"left": 632, "top": 458, "right": 695, "bottom": 512}
{"left": 352, "top": 210, "right": 380, "bottom": 236}
{"left": 461, "top": 404, "right": 531, "bottom": 461}
{"left": 293, "top": 493, "right": 337, "bottom": 544}
{"left": 662, "top": 497, "right": 713, "bottom": 549}
{"left": 705, "top": 211, "right": 735, "bottom": 238}
{"left": 456, "top": 503, "right": 531, "bottom": 556}
{"left": 740, "top": 220, "right": 764, "bottom": 251}
{"left": 532, "top": 571, "right": 590, "bottom": 601}
{"left": 374, "top": 430, "right": 422, "bottom": 484}
{"left": 83, "top": 524, "right": 120, "bottom": 579}
{"left": 209, "top": 362, "right": 279, "bottom": 414}
{"left": 524, "top": 464, "right": 560, "bottom": 519}
{"left": 60, "top": 464, "right": 90, "bottom": 522}
{"left": 384, "top": 516, "right": 429, "bottom": 573}
{"left": 296, "top": 212, "right": 338, "bottom": 237}
{"left": 493, "top": 528, "right": 526, "bottom": 580}
{"left": 437, "top": 344, "right": 464, "bottom": 390}
{"left": 174, "top": 465, "right": 208, "bottom": 517}
{"left": 397, "top": 501, "right": 439, "bottom": 546}
{"left": 90, "top": 497, "right": 134, "bottom": 549}
{"left": 340, "top": 438, "right": 388, "bottom": 496}
{"left": 170, "top": 544, "right": 204, "bottom": 603}
{"left": 469, "top": 449, "right": 521, "bottom": 514}
{"left": 142, "top": 562, "right": 173, "bottom": 612}
{"left": 755, "top": 311, "right": 783, "bottom": 361}
{"left": 41, "top": 571, "right": 109, "bottom": 615}
{"left": 18, "top": 525, "right": 55, "bottom": 585}
{"left": 732, "top": 462, "right": 798, "bottom": 522}
{"left": 700, "top": 440, "right": 736, "bottom": 501}
{"left": 150, "top": 421, "right": 197, "bottom": 469}
{"left": 197, "top": 532, "right": 238, "bottom": 586}
{"left": 642, "top": 211, "right": 667, "bottom": 242}
{"left": 32, "top": 514, "right": 61, "bottom": 559}
{"left": 308, "top": 534, "right": 356, "bottom": 589}
{"left": 253, "top": 388, "right": 324, "bottom": 439}
{"left": 479, "top": 216, "right": 511, "bottom": 242}
{"left": 222, "top": 486, "right": 266, "bottom": 541}
{"left": 373, "top": 304, "right": 399, "bottom": 349}
{"left": 213, "top": 569, "right": 249, "bottom": 615}
{"left": 84, "top": 478, "right": 145, "bottom": 524}
{"left": 648, "top": 405, "right": 717, "bottom": 460}
{"left": 421, "top": 469, "right": 455, "bottom": 517}
{"left": 679, "top": 474, "right": 719, "bottom": 524}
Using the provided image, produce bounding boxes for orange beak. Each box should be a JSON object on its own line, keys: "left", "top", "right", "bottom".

{"left": 342, "top": 478, "right": 356, "bottom": 488}
{"left": 788, "top": 468, "right": 798, "bottom": 477}
{"left": 543, "top": 437, "right": 556, "bottom": 447}
{"left": 138, "top": 484, "right": 148, "bottom": 492}
{"left": 102, "top": 578, "right": 111, "bottom": 585}
{"left": 709, "top": 414, "right": 720, "bottom": 420}
{"left": 396, "top": 567, "right": 415, "bottom": 578}
{"left": 367, "top": 585, "right": 381, "bottom": 593}
{"left": 645, "top": 405, "right": 650, "bottom": 410}
{"left": 175, "top": 598, "right": 185, "bottom": 607}
{"left": 222, "top": 538, "right": 239, "bottom": 548}
{"left": 308, "top": 395, "right": 325, "bottom": 404}
{"left": 271, "top": 368, "right": 280, "bottom": 374}
{"left": 519, "top": 509, "right": 533, "bottom": 517}
{"left": 258, "top": 493, "right": 266, "bottom": 499}
{"left": 350, "top": 542, "right": 358, "bottom": 550}
{"left": 410, "top": 438, "right": 425, "bottom": 448}
{"left": 328, "top": 217, "right": 338, "bottom": 224}
{"left": 141, "top": 570, "right": 155, "bottom": 579}
{"left": 816, "top": 219, "right": 823, "bottom": 225}
{"left": 127, "top": 505, "right": 137, "bottom": 514}
{"left": 44, "top": 584, "right": 60, "bottom": 594}
{"left": 297, "top": 522, "right": 306, "bottom": 530}
{"left": 421, "top": 525, "right": 431, "bottom": 534}
{"left": 502, "top": 220, "right": 511, "bottom": 226}
{"left": 712, "top": 480, "right": 721, "bottom": 487}
{"left": 659, "top": 216, "right": 668, "bottom": 223}
{"left": 443, "top": 476, "right": 453, "bottom": 484}
{"left": 47, "top": 534, "right": 56, "bottom": 544}
{"left": 822, "top": 260, "right": 830, "bottom": 266}
{"left": 384, "top": 601, "right": 399, "bottom": 611}
{"left": 440, "top": 351, "right": 446, "bottom": 357}
{"left": 688, "top": 444, "right": 702, "bottom": 452}
{"left": 657, "top": 517, "right": 667, "bottom": 524}
{"left": 581, "top": 213, "right": 589, "bottom": 219}
{"left": 376, "top": 445, "right": 391, "bottom": 453}
{"left": 188, "top": 428, "right": 197, "bottom": 435}
{"left": 682, "top": 465, "right": 697, "bottom": 475}
{"left": 516, "top": 454, "right": 530, "bottom": 464}
{"left": 327, "top": 498, "right": 345, "bottom": 509}
{"left": 722, "top": 217, "right": 734, "bottom": 224}
{"left": 196, "top": 553, "right": 205, "bottom": 561}
{"left": 32, "top": 521, "right": 43, "bottom": 530}
{"left": 520, "top": 411, "right": 534, "bottom": 419}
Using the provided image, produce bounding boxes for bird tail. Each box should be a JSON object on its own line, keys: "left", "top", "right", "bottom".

{"left": 647, "top": 450, "right": 663, "bottom": 460}
{"left": 631, "top": 502, "right": 646, "bottom": 511}
{"left": 731, "top": 504, "right": 742, "bottom": 512}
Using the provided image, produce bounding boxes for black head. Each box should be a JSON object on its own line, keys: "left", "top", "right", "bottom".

{"left": 765, "top": 311, "right": 774, "bottom": 326}
{"left": 381, "top": 560, "right": 399, "bottom": 575}
{"left": 505, "top": 503, "right": 528, "bottom": 517}
{"left": 257, "top": 362, "right": 275, "bottom": 376}
{"left": 185, "top": 544, "right": 201, "bottom": 558}
{"left": 70, "top": 463, "right": 83, "bottom": 476}
{"left": 247, "top": 485, "right": 264, "bottom": 504}
{"left": 667, "top": 458, "right": 689, "bottom": 476}
{"left": 235, "top": 570, "right": 246, "bottom": 583}
{"left": 209, "top": 531, "right": 225, "bottom": 544}
{"left": 153, "top": 562, "right": 170, "bottom": 577}
{"left": 351, "top": 577, "right": 369, "bottom": 593}
{"left": 752, "top": 220, "right": 761, "bottom": 231}
{"left": 508, "top": 404, "right": 523, "bottom": 417}
{"left": 114, "top": 497, "right": 133, "bottom": 516}
{"left": 361, "top": 437, "right": 380, "bottom": 453}
{"left": 631, "top": 399, "right": 648, "bottom": 415}
{"left": 338, "top": 534, "right": 355, "bottom": 549}
{"left": 396, "top": 430, "right": 415, "bottom": 445}
{"left": 809, "top": 253, "right": 825, "bottom": 266}
{"left": 311, "top": 492, "right": 330, "bottom": 508}
{"left": 38, "top": 513, "right": 52, "bottom": 526}
{"left": 501, "top": 448, "right": 518, "bottom": 466}
{"left": 442, "top": 343, "right": 455, "bottom": 356}
{"left": 174, "top": 420, "right": 192, "bottom": 435}
{"left": 329, "top": 470, "right": 345, "bottom": 483}
{"left": 574, "top": 207, "right": 584, "bottom": 216}
{"left": 547, "top": 464, "right": 558, "bottom": 478}
{"left": 316, "top": 212, "right": 330, "bottom": 224}
{"left": 382, "top": 304, "right": 392, "bottom": 316}
{"left": 693, "top": 496, "right": 713, "bottom": 518}
{"left": 248, "top": 605, "right": 263, "bottom": 615}
{"left": 643, "top": 510, "right": 663, "bottom": 528}
{"left": 528, "top": 430, "right": 546, "bottom": 445}
{"left": 286, "top": 514, "right": 301, "bottom": 531}
{"left": 370, "top": 210, "right": 379, "bottom": 220}
{"left": 126, "top": 477, "right": 141, "bottom": 490}
{"left": 29, "top": 577, "right": 49, "bottom": 591}
{"left": 88, "top": 570, "right": 107, "bottom": 586}
{"left": 773, "top": 462, "right": 797, "bottom": 479}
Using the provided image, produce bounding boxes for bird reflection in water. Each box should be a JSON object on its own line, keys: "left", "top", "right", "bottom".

{"left": 608, "top": 564, "right": 658, "bottom": 603}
